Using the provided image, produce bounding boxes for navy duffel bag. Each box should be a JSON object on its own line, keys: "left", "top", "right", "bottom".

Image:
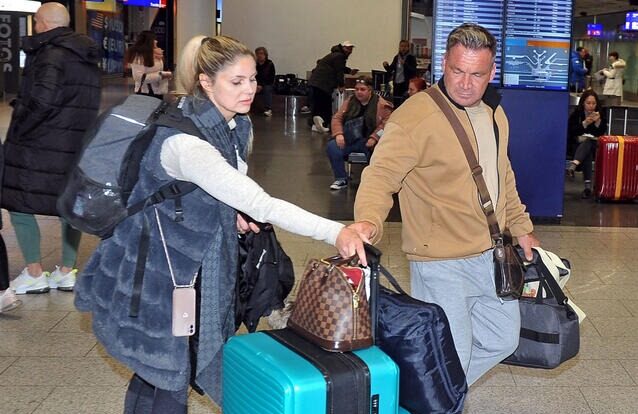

{"left": 366, "top": 245, "right": 467, "bottom": 414}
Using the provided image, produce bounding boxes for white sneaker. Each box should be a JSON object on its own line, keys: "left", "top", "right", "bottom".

{"left": 48, "top": 266, "right": 78, "bottom": 291}
{"left": 0, "top": 289, "right": 22, "bottom": 313}
{"left": 10, "top": 268, "right": 50, "bottom": 294}
{"left": 313, "top": 116, "right": 329, "bottom": 133}
{"left": 330, "top": 179, "right": 348, "bottom": 190}
{"left": 264, "top": 109, "right": 273, "bottom": 117}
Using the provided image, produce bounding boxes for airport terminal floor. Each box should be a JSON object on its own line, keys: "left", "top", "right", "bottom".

{"left": 0, "top": 79, "right": 638, "bottom": 413}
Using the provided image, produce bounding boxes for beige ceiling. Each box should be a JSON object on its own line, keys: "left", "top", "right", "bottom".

{"left": 575, "top": 0, "right": 636, "bottom": 17}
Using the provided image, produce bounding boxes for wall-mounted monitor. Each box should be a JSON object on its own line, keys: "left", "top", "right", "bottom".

{"left": 625, "top": 12, "right": 638, "bottom": 31}
{"left": 432, "top": 0, "right": 504, "bottom": 85}
{"left": 587, "top": 23, "right": 603, "bottom": 37}
{"left": 119, "top": 0, "right": 166, "bottom": 8}
{"left": 502, "top": 0, "right": 572, "bottom": 91}
{"left": 433, "top": 0, "right": 572, "bottom": 91}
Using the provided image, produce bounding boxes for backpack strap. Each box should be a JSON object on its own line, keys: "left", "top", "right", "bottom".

{"left": 128, "top": 102, "right": 205, "bottom": 318}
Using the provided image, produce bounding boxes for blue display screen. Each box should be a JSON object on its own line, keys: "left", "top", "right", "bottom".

{"left": 433, "top": 0, "right": 504, "bottom": 85}
{"left": 502, "top": 0, "right": 572, "bottom": 91}
{"left": 587, "top": 23, "right": 603, "bottom": 37}
{"left": 120, "top": 0, "right": 166, "bottom": 8}
{"left": 433, "top": 0, "right": 573, "bottom": 91}
{"left": 625, "top": 12, "right": 638, "bottom": 31}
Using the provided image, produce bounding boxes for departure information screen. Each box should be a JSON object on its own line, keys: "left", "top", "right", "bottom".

{"left": 433, "top": 0, "right": 572, "bottom": 91}
{"left": 503, "top": 0, "right": 572, "bottom": 90}
{"left": 433, "top": 0, "right": 504, "bottom": 84}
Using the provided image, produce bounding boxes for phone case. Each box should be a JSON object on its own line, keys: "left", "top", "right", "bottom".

{"left": 172, "top": 287, "right": 196, "bottom": 337}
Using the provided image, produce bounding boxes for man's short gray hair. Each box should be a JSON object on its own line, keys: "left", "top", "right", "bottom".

{"left": 446, "top": 23, "right": 497, "bottom": 57}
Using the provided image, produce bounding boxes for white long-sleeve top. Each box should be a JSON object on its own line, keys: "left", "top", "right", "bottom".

{"left": 159, "top": 133, "right": 344, "bottom": 245}
{"left": 130, "top": 56, "right": 168, "bottom": 95}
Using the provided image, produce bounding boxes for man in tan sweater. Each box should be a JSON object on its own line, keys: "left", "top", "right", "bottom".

{"left": 350, "top": 24, "right": 540, "bottom": 386}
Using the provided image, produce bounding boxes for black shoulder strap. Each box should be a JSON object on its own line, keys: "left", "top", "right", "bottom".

{"left": 128, "top": 102, "right": 204, "bottom": 318}
{"left": 137, "top": 73, "right": 147, "bottom": 94}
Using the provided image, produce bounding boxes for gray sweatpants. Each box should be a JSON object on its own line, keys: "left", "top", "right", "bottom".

{"left": 410, "top": 250, "right": 520, "bottom": 386}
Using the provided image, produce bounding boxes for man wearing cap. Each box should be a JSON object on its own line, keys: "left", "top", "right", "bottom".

{"left": 308, "top": 41, "right": 359, "bottom": 133}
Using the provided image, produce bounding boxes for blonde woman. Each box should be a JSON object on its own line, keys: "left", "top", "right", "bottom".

{"left": 75, "top": 36, "right": 367, "bottom": 412}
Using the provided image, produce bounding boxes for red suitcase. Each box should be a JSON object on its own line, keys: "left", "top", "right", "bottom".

{"left": 594, "top": 136, "right": 638, "bottom": 201}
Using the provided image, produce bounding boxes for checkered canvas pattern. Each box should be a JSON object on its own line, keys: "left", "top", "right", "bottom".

{"left": 288, "top": 259, "right": 371, "bottom": 348}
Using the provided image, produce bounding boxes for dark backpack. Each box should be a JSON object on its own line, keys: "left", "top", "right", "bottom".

{"left": 235, "top": 220, "right": 295, "bottom": 333}
{"left": 57, "top": 94, "right": 202, "bottom": 239}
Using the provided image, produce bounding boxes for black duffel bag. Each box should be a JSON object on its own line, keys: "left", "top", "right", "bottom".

{"left": 366, "top": 245, "right": 467, "bottom": 414}
{"left": 502, "top": 248, "right": 580, "bottom": 369}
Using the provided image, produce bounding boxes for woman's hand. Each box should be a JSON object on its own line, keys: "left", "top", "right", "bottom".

{"left": 335, "top": 227, "right": 368, "bottom": 267}
{"left": 237, "top": 213, "right": 260, "bottom": 234}
{"left": 590, "top": 111, "right": 601, "bottom": 124}
{"left": 366, "top": 138, "right": 377, "bottom": 148}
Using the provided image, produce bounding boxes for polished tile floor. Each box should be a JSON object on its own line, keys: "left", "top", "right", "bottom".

{"left": 1, "top": 81, "right": 637, "bottom": 413}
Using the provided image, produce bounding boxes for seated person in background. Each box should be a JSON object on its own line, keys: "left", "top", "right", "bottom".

{"left": 383, "top": 40, "right": 417, "bottom": 107}
{"left": 566, "top": 89, "right": 607, "bottom": 199}
{"left": 326, "top": 77, "right": 393, "bottom": 190}
{"left": 407, "top": 77, "right": 427, "bottom": 97}
{"left": 255, "top": 46, "right": 276, "bottom": 117}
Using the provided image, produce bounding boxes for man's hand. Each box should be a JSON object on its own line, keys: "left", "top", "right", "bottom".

{"left": 517, "top": 232, "right": 541, "bottom": 261}
{"left": 382, "top": 61, "right": 389, "bottom": 68}
{"left": 335, "top": 134, "right": 346, "bottom": 149}
{"left": 366, "top": 138, "right": 377, "bottom": 148}
{"left": 335, "top": 227, "right": 367, "bottom": 266}
{"left": 237, "top": 213, "right": 260, "bottom": 234}
{"left": 347, "top": 221, "right": 376, "bottom": 243}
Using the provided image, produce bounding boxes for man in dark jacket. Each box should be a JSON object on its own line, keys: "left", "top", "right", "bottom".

{"left": 308, "top": 41, "right": 359, "bottom": 133}
{"left": 383, "top": 40, "right": 417, "bottom": 106}
{"left": 4, "top": 2, "right": 101, "bottom": 294}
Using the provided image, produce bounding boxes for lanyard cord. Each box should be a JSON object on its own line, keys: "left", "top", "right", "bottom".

{"left": 154, "top": 208, "right": 197, "bottom": 288}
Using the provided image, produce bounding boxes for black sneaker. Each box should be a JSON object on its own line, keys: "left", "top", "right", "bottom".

{"left": 581, "top": 188, "right": 592, "bottom": 199}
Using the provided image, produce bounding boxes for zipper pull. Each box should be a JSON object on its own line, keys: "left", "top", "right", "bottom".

{"left": 352, "top": 292, "right": 359, "bottom": 309}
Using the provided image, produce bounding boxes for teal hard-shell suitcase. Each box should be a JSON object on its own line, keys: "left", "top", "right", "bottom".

{"left": 223, "top": 330, "right": 400, "bottom": 414}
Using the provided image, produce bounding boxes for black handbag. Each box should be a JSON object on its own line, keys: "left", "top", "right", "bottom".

{"left": 427, "top": 88, "right": 524, "bottom": 299}
{"left": 367, "top": 245, "right": 468, "bottom": 414}
{"left": 503, "top": 248, "right": 580, "bottom": 368}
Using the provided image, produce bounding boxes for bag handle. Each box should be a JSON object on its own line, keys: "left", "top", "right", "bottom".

{"left": 425, "top": 88, "right": 502, "bottom": 242}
